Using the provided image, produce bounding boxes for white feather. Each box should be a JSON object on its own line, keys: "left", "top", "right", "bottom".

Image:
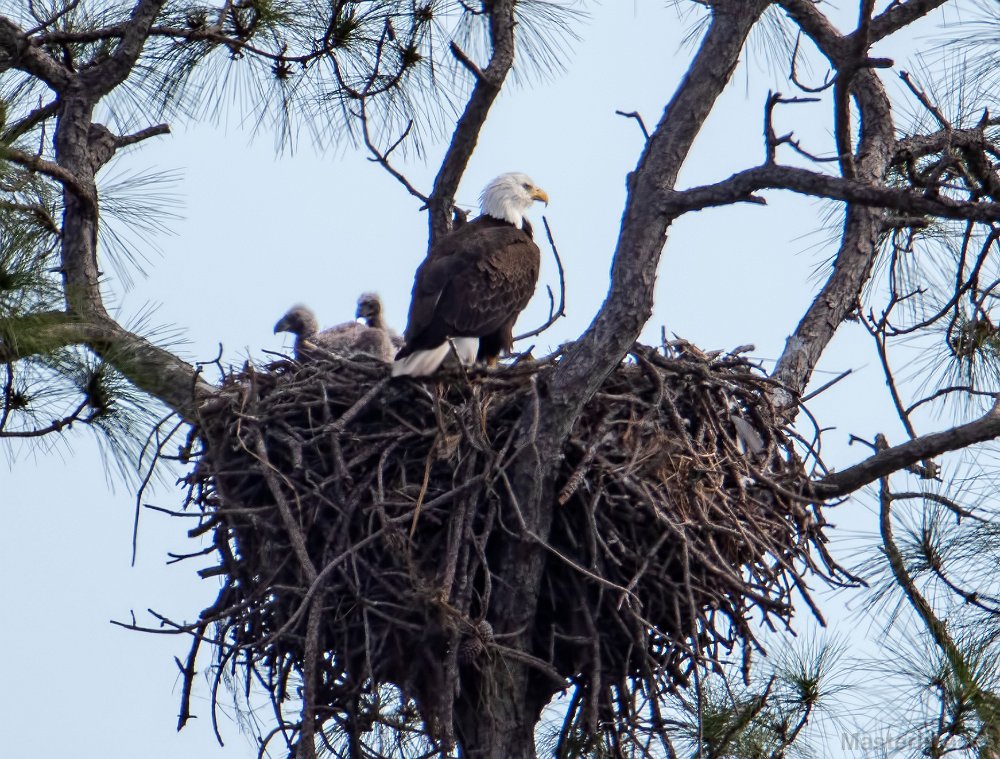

{"left": 391, "top": 337, "right": 480, "bottom": 377}
{"left": 451, "top": 337, "right": 479, "bottom": 366}
{"left": 392, "top": 344, "right": 451, "bottom": 377}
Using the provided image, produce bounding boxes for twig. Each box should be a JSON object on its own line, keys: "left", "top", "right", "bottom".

{"left": 514, "top": 216, "right": 567, "bottom": 342}
{"left": 615, "top": 109, "right": 650, "bottom": 141}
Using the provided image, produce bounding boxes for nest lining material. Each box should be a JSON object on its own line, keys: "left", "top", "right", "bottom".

{"left": 182, "top": 343, "right": 844, "bottom": 750}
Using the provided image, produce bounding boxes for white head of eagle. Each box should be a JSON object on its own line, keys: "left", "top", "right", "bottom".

{"left": 479, "top": 172, "right": 549, "bottom": 229}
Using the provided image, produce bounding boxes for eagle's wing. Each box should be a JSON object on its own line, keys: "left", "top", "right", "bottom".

{"left": 401, "top": 226, "right": 539, "bottom": 347}
{"left": 398, "top": 253, "right": 467, "bottom": 352}
{"left": 438, "top": 229, "right": 540, "bottom": 339}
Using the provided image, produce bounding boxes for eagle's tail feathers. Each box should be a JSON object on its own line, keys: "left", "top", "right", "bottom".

{"left": 451, "top": 337, "right": 479, "bottom": 366}
{"left": 392, "top": 343, "right": 452, "bottom": 377}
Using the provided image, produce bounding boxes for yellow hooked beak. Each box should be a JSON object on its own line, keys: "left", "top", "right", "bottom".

{"left": 530, "top": 186, "right": 549, "bottom": 205}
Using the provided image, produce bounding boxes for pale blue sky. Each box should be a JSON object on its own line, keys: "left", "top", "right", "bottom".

{"left": 0, "top": 2, "right": 974, "bottom": 756}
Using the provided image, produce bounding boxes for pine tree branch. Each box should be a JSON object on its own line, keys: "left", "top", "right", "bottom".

{"left": 1, "top": 99, "right": 59, "bottom": 144}
{"left": 660, "top": 162, "right": 1000, "bottom": 222}
{"left": 0, "top": 15, "right": 71, "bottom": 90}
{"left": 115, "top": 123, "right": 170, "bottom": 149}
{"left": 896, "top": 123, "right": 1000, "bottom": 164}
{"left": 769, "top": 7, "right": 896, "bottom": 414}
{"left": 426, "top": 1, "right": 517, "bottom": 246}
{"left": 878, "top": 477, "right": 1000, "bottom": 746}
{"left": 864, "top": 0, "right": 952, "bottom": 44}
{"left": 77, "top": 0, "right": 167, "bottom": 99}
{"left": 0, "top": 311, "right": 216, "bottom": 423}
{"left": 816, "top": 403, "right": 1000, "bottom": 497}
{"left": 0, "top": 144, "right": 94, "bottom": 203}
{"left": 542, "top": 0, "right": 772, "bottom": 433}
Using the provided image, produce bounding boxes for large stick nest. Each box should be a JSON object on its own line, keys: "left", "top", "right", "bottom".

{"left": 182, "top": 344, "right": 845, "bottom": 752}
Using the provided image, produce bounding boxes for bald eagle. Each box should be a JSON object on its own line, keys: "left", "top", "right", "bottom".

{"left": 274, "top": 303, "right": 394, "bottom": 362}
{"left": 392, "top": 172, "right": 549, "bottom": 377}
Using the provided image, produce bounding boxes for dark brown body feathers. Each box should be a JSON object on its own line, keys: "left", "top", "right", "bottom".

{"left": 396, "top": 215, "right": 540, "bottom": 363}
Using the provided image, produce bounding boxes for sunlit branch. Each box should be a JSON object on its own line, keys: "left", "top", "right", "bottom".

{"left": 899, "top": 70, "right": 951, "bottom": 130}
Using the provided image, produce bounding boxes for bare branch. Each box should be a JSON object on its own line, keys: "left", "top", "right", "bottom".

{"left": 763, "top": 92, "right": 824, "bottom": 164}
{"left": 890, "top": 491, "right": 981, "bottom": 522}
{"left": 776, "top": 0, "right": 850, "bottom": 64}
{"left": 513, "top": 216, "right": 566, "bottom": 342}
{"left": 357, "top": 109, "right": 429, "bottom": 205}
{"left": 899, "top": 70, "right": 950, "bottom": 130}
{"left": 789, "top": 33, "right": 835, "bottom": 94}
{"left": 660, "top": 163, "right": 1000, "bottom": 223}
{"left": 772, "top": 57, "right": 897, "bottom": 411}
{"left": 817, "top": 403, "right": 1000, "bottom": 497}
{"left": 538, "top": 1, "right": 772, "bottom": 447}
{"left": 865, "top": 0, "right": 953, "bottom": 44}
{"left": 799, "top": 368, "right": 852, "bottom": 403}
{"left": 0, "top": 15, "right": 71, "bottom": 90}
{"left": 0, "top": 145, "right": 94, "bottom": 203}
{"left": 863, "top": 312, "right": 919, "bottom": 442}
{"left": 115, "top": 123, "right": 170, "bottom": 149}
{"left": 449, "top": 41, "right": 486, "bottom": 81}
{"left": 78, "top": 0, "right": 167, "bottom": 98}
{"left": 615, "top": 110, "right": 650, "bottom": 141}
{"left": 426, "top": 1, "right": 518, "bottom": 246}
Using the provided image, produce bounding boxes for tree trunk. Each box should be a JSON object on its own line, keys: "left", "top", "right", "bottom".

{"left": 449, "top": 6, "right": 773, "bottom": 756}
{"left": 454, "top": 663, "right": 552, "bottom": 758}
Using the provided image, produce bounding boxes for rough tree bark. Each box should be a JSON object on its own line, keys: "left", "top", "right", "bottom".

{"left": 770, "top": 0, "right": 948, "bottom": 412}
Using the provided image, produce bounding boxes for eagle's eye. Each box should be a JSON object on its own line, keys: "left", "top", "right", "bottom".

{"left": 521, "top": 182, "right": 531, "bottom": 190}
